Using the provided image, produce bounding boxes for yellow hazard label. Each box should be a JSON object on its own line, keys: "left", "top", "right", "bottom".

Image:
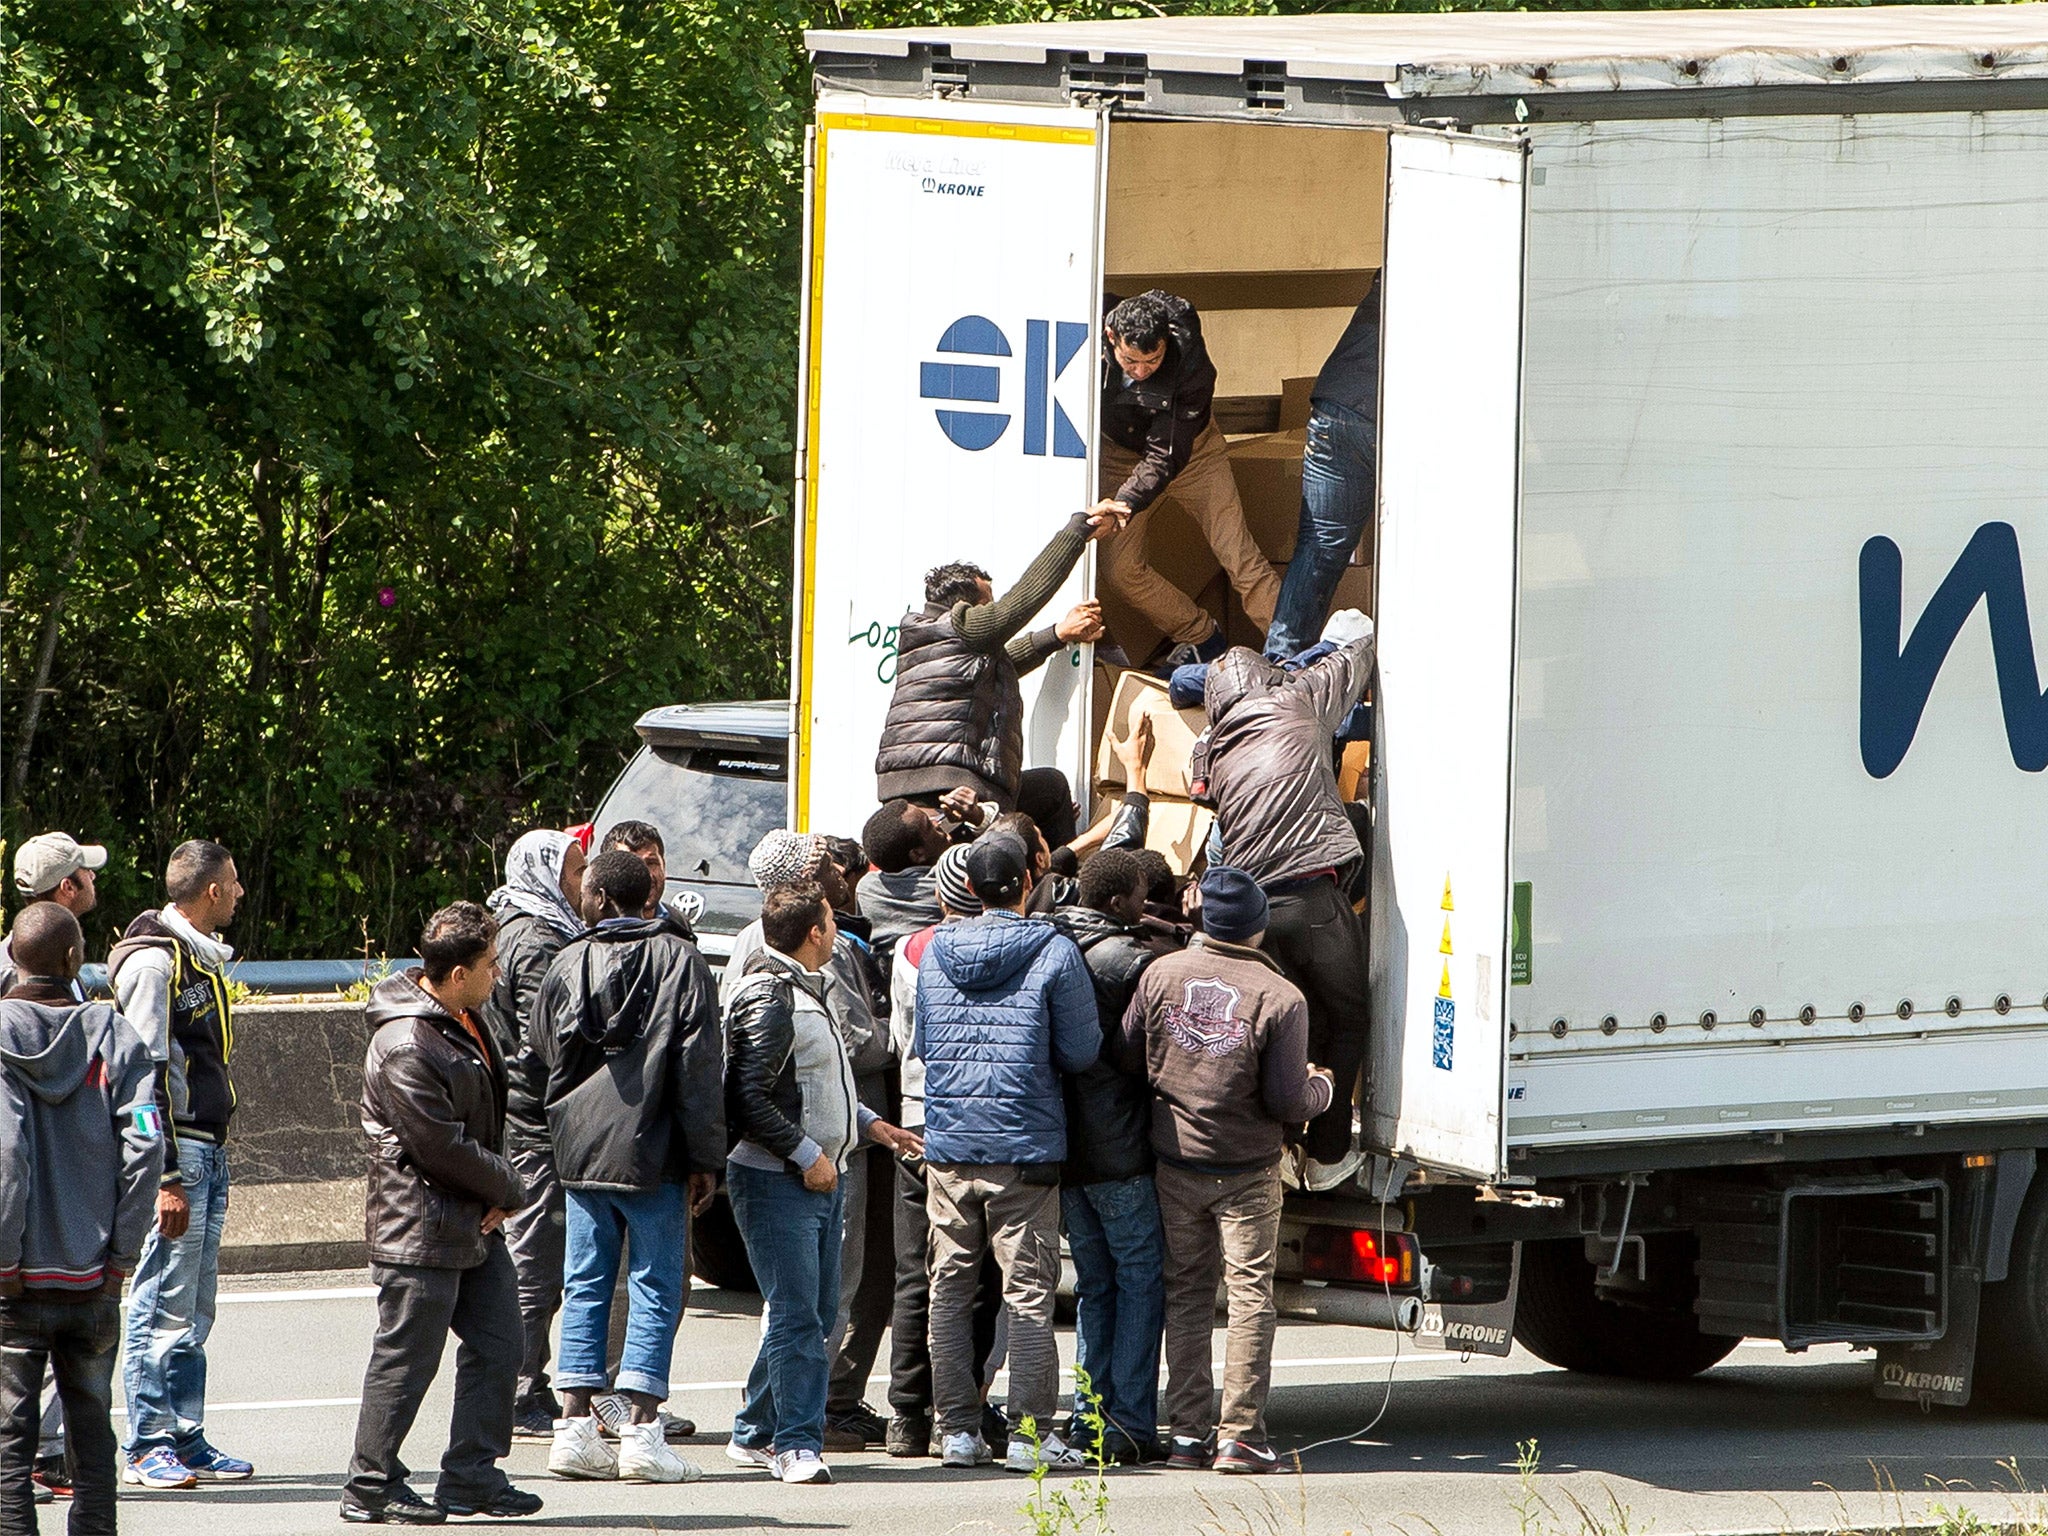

{"left": 1440, "top": 919, "right": 1454, "bottom": 955}
{"left": 1439, "top": 962, "right": 1454, "bottom": 1000}
{"left": 1441, "top": 874, "right": 1455, "bottom": 911}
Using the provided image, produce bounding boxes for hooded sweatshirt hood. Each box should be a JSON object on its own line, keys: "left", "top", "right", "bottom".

{"left": 0, "top": 1002, "right": 91, "bottom": 1104}
{"left": 563, "top": 912, "right": 688, "bottom": 1055}
{"left": 1205, "top": 647, "right": 1285, "bottom": 733}
{"left": 931, "top": 910, "right": 1060, "bottom": 993}
{"left": 364, "top": 970, "right": 464, "bottom": 1036}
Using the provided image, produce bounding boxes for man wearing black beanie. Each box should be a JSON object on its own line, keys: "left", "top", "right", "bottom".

{"left": 1119, "top": 865, "right": 1334, "bottom": 1477}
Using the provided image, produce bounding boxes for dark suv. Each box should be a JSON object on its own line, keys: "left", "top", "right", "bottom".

{"left": 588, "top": 700, "right": 789, "bottom": 968}
{"left": 590, "top": 700, "right": 787, "bottom": 1290}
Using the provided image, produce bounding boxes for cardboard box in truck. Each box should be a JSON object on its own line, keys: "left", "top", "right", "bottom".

{"left": 799, "top": 7, "right": 2048, "bottom": 1405}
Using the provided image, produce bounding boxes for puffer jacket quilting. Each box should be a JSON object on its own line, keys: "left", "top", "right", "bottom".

{"left": 478, "top": 910, "right": 567, "bottom": 1140}
{"left": 875, "top": 605, "right": 1023, "bottom": 808}
{"left": 913, "top": 910, "right": 1099, "bottom": 1167}
{"left": 1194, "top": 638, "right": 1374, "bottom": 889}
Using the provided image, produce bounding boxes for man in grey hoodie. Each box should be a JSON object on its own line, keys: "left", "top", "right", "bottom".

{"left": 0, "top": 902, "right": 165, "bottom": 1532}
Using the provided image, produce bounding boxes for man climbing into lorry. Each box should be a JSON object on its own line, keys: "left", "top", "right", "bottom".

{"left": 1264, "top": 277, "right": 1381, "bottom": 663}
{"left": 1094, "top": 290, "right": 1283, "bottom": 668}
{"left": 874, "top": 512, "right": 1116, "bottom": 814}
{"left": 1192, "top": 609, "right": 1375, "bottom": 1193}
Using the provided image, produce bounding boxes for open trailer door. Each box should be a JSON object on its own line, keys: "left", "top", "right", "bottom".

{"left": 1366, "top": 130, "right": 1526, "bottom": 1182}
{"left": 793, "top": 95, "right": 1106, "bottom": 836}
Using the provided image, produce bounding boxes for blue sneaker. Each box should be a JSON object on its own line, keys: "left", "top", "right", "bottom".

{"left": 122, "top": 1447, "right": 198, "bottom": 1490}
{"left": 182, "top": 1442, "right": 255, "bottom": 1481}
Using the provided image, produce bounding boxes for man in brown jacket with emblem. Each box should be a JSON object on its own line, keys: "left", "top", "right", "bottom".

{"left": 341, "top": 903, "right": 540, "bottom": 1526}
{"left": 1120, "top": 866, "right": 1332, "bottom": 1477}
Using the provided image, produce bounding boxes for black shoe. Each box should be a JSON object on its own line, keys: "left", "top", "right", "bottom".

{"left": 826, "top": 1400, "right": 888, "bottom": 1446}
{"left": 437, "top": 1484, "right": 544, "bottom": 1519}
{"left": 510, "top": 1404, "right": 554, "bottom": 1440}
{"left": 884, "top": 1412, "right": 932, "bottom": 1458}
{"left": 339, "top": 1485, "right": 448, "bottom": 1525}
{"left": 980, "top": 1402, "right": 1010, "bottom": 1454}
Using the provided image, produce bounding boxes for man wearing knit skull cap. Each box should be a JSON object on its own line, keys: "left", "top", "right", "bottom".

{"left": 1118, "top": 865, "right": 1335, "bottom": 1477}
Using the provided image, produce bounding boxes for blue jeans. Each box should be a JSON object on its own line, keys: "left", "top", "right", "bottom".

{"left": 556, "top": 1185, "right": 687, "bottom": 1400}
{"left": 123, "top": 1139, "right": 229, "bottom": 1458}
{"left": 1266, "top": 399, "right": 1377, "bottom": 662}
{"left": 1061, "top": 1175, "right": 1164, "bottom": 1450}
{"left": 728, "top": 1160, "right": 844, "bottom": 1457}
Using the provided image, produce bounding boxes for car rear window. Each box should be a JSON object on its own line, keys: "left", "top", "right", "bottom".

{"left": 594, "top": 745, "right": 786, "bottom": 885}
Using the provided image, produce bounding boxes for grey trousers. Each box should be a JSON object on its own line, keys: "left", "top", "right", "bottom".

{"left": 503, "top": 1139, "right": 564, "bottom": 1409}
{"left": 346, "top": 1241, "right": 520, "bottom": 1505}
{"left": 826, "top": 1142, "right": 896, "bottom": 1413}
{"left": 926, "top": 1164, "right": 1061, "bottom": 1437}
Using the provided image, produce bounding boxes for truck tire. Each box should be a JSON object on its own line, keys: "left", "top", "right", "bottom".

{"left": 1513, "top": 1236, "right": 1740, "bottom": 1380}
{"left": 690, "top": 1190, "right": 759, "bottom": 1293}
{"left": 1976, "top": 1175, "right": 2048, "bottom": 1413}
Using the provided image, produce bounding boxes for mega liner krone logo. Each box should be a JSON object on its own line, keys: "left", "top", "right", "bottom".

{"left": 920, "top": 314, "right": 1090, "bottom": 458}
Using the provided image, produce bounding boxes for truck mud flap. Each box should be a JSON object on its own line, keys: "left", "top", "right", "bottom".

{"left": 1872, "top": 1264, "right": 1980, "bottom": 1408}
{"left": 1416, "top": 1243, "right": 1520, "bottom": 1358}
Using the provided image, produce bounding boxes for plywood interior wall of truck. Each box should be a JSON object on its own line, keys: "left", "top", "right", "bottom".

{"left": 1104, "top": 121, "right": 1387, "bottom": 408}
{"left": 1096, "top": 117, "right": 1383, "bottom": 667}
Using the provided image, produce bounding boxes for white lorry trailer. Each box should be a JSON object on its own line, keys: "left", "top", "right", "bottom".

{"left": 790, "top": 7, "right": 2048, "bottom": 1409}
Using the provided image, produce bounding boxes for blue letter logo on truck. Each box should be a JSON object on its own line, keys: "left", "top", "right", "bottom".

{"left": 1859, "top": 522, "right": 2048, "bottom": 777}
{"left": 921, "top": 315, "right": 1088, "bottom": 457}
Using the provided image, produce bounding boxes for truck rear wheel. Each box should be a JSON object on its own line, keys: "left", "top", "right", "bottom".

{"left": 1976, "top": 1174, "right": 2048, "bottom": 1413}
{"left": 1513, "top": 1235, "right": 1740, "bottom": 1380}
{"left": 690, "top": 1190, "right": 759, "bottom": 1293}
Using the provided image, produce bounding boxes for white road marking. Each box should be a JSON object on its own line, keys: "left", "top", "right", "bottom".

{"left": 217, "top": 1287, "right": 379, "bottom": 1305}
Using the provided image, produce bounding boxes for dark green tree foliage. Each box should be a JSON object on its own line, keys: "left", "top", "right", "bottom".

{"left": 4, "top": 0, "right": 1968, "bottom": 954}
{"left": 5, "top": 0, "right": 807, "bottom": 951}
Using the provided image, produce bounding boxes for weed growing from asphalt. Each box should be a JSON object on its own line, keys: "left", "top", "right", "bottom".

{"left": 1018, "top": 1367, "right": 1113, "bottom": 1536}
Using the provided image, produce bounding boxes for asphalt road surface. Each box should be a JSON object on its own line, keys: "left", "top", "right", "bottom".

{"left": 77, "top": 1269, "right": 2048, "bottom": 1536}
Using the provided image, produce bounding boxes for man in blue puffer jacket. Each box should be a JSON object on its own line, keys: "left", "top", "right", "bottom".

{"left": 914, "top": 833, "right": 1098, "bottom": 1474}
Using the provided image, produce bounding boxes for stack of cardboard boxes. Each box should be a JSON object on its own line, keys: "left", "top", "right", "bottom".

{"left": 1093, "top": 670, "right": 1214, "bottom": 876}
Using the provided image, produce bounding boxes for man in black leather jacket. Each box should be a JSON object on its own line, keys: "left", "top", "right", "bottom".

{"left": 1050, "top": 850, "right": 1165, "bottom": 1463}
{"left": 344, "top": 903, "right": 541, "bottom": 1525}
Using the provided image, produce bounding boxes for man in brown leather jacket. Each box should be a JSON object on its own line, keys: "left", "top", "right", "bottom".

{"left": 341, "top": 903, "right": 540, "bottom": 1526}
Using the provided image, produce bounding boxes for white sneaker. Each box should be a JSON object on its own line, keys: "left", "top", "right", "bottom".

{"left": 547, "top": 1416, "right": 617, "bottom": 1480}
{"left": 940, "top": 1431, "right": 992, "bottom": 1468}
{"left": 1004, "top": 1431, "right": 1087, "bottom": 1474}
{"left": 726, "top": 1440, "right": 776, "bottom": 1471}
{"left": 617, "top": 1421, "right": 704, "bottom": 1482}
{"left": 1304, "top": 1145, "right": 1366, "bottom": 1193}
{"left": 775, "top": 1449, "right": 833, "bottom": 1485}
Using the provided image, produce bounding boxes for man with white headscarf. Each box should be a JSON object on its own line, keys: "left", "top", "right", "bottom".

{"left": 481, "top": 829, "right": 587, "bottom": 1437}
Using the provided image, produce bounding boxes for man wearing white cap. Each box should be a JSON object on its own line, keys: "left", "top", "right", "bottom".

{"left": 1, "top": 833, "right": 108, "bottom": 997}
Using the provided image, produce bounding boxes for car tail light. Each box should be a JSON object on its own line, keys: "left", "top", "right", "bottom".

{"left": 1300, "top": 1225, "right": 1418, "bottom": 1288}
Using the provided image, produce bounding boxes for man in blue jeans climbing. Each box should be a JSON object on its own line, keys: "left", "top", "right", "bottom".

{"left": 721, "top": 880, "right": 922, "bottom": 1485}
{"left": 1264, "top": 275, "right": 1382, "bottom": 663}
{"left": 109, "top": 839, "right": 255, "bottom": 1490}
{"left": 531, "top": 851, "right": 725, "bottom": 1484}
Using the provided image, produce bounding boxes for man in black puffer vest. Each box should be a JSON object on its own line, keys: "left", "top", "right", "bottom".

{"left": 874, "top": 508, "right": 1116, "bottom": 812}
{"left": 1050, "top": 849, "right": 1165, "bottom": 1464}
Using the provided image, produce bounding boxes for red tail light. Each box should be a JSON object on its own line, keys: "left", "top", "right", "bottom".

{"left": 1300, "top": 1225, "right": 1418, "bottom": 1288}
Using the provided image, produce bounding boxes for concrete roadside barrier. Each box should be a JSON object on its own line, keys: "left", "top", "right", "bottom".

{"left": 217, "top": 999, "right": 370, "bottom": 1272}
